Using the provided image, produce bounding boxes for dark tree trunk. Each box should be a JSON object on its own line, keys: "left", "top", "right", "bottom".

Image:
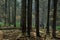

{"left": 8, "top": 0, "right": 10, "bottom": 26}
{"left": 13, "top": 0, "right": 16, "bottom": 27}
{"left": 27, "top": 0, "right": 32, "bottom": 37}
{"left": 35, "top": 0, "right": 40, "bottom": 37}
{"left": 5, "top": 0, "right": 7, "bottom": 26}
{"left": 12, "top": 1, "right": 14, "bottom": 25}
{"left": 52, "top": 0, "right": 57, "bottom": 38}
{"left": 21, "top": 0, "right": 26, "bottom": 35}
{"left": 46, "top": 0, "right": 50, "bottom": 35}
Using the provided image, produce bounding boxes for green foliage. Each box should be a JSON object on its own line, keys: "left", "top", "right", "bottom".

{"left": 16, "top": 22, "right": 20, "bottom": 27}
{"left": 56, "top": 26, "right": 60, "bottom": 30}
{"left": 0, "top": 22, "right": 4, "bottom": 27}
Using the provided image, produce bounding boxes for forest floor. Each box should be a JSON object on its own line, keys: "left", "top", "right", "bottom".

{"left": 0, "top": 27, "right": 60, "bottom": 40}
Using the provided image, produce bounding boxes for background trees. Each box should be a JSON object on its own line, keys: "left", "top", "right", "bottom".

{"left": 0, "top": 0, "right": 60, "bottom": 31}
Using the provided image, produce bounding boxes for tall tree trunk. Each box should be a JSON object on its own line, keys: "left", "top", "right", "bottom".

{"left": 46, "top": 0, "right": 50, "bottom": 35}
{"left": 13, "top": 0, "right": 16, "bottom": 27}
{"left": 35, "top": 0, "right": 40, "bottom": 37}
{"left": 52, "top": 0, "right": 57, "bottom": 38}
{"left": 27, "top": 0, "right": 32, "bottom": 37}
{"left": 4, "top": 0, "right": 7, "bottom": 26}
{"left": 12, "top": 0, "right": 14, "bottom": 25}
{"left": 21, "top": 0, "right": 26, "bottom": 35}
{"left": 8, "top": 0, "right": 10, "bottom": 26}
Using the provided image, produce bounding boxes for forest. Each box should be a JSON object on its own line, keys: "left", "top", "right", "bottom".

{"left": 0, "top": 0, "right": 60, "bottom": 40}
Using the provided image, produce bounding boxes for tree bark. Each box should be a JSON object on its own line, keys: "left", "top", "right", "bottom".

{"left": 27, "top": 0, "right": 32, "bottom": 37}
{"left": 52, "top": 0, "right": 57, "bottom": 38}
{"left": 13, "top": 0, "right": 16, "bottom": 27}
{"left": 35, "top": 0, "right": 40, "bottom": 37}
{"left": 46, "top": 0, "right": 50, "bottom": 35}
{"left": 20, "top": 0, "right": 26, "bottom": 35}
{"left": 4, "top": 0, "right": 7, "bottom": 26}
{"left": 8, "top": 0, "right": 10, "bottom": 26}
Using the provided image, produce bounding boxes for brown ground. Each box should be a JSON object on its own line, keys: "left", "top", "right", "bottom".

{"left": 0, "top": 28, "right": 60, "bottom": 40}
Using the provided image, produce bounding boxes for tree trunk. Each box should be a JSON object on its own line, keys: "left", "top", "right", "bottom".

{"left": 27, "top": 0, "right": 32, "bottom": 37}
{"left": 4, "top": 0, "right": 7, "bottom": 26}
{"left": 20, "top": 0, "right": 26, "bottom": 35}
{"left": 13, "top": 0, "right": 16, "bottom": 27}
{"left": 8, "top": 0, "right": 10, "bottom": 26}
{"left": 12, "top": 0, "right": 14, "bottom": 25}
{"left": 46, "top": 0, "right": 50, "bottom": 35}
{"left": 52, "top": 0, "right": 57, "bottom": 38}
{"left": 35, "top": 0, "right": 40, "bottom": 37}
